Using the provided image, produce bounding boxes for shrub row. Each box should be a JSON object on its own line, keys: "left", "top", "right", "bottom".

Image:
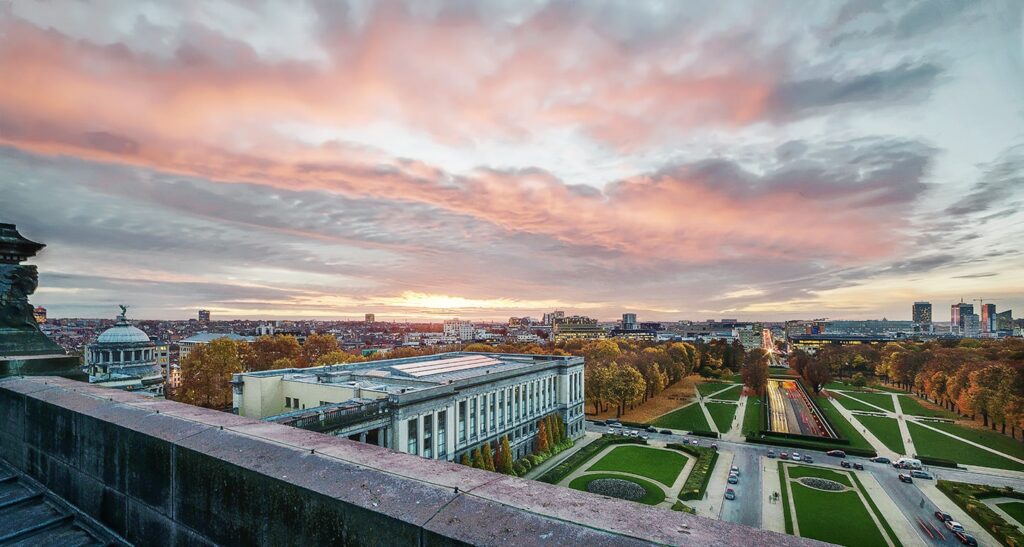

{"left": 537, "top": 435, "right": 646, "bottom": 484}
{"left": 763, "top": 430, "right": 851, "bottom": 445}
{"left": 671, "top": 501, "right": 697, "bottom": 514}
{"left": 689, "top": 430, "right": 720, "bottom": 439}
{"left": 937, "top": 480, "right": 1024, "bottom": 547}
{"left": 917, "top": 456, "right": 959, "bottom": 469}
{"left": 668, "top": 443, "right": 720, "bottom": 501}
{"left": 743, "top": 435, "right": 877, "bottom": 458}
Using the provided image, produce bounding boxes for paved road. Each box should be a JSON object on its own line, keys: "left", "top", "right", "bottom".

{"left": 586, "top": 422, "right": 1024, "bottom": 544}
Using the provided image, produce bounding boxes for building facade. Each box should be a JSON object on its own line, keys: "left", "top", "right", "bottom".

{"left": 981, "top": 303, "right": 996, "bottom": 334}
{"left": 85, "top": 306, "right": 163, "bottom": 392}
{"left": 365, "top": 313, "right": 375, "bottom": 323}
{"left": 232, "top": 352, "right": 586, "bottom": 463}
{"left": 198, "top": 309, "right": 210, "bottom": 322}
{"left": 178, "top": 332, "right": 254, "bottom": 361}
{"left": 912, "top": 302, "right": 932, "bottom": 331}
{"left": 443, "top": 319, "right": 475, "bottom": 341}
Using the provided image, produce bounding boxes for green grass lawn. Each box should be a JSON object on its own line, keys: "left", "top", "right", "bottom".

{"left": 817, "top": 398, "right": 875, "bottom": 453}
{"left": 785, "top": 464, "right": 853, "bottom": 486}
{"left": 996, "top": 501, "right": 1024, "bottom": 527}
{"left": 832, "top": 394, "right": 883, "bottom": 413}
{"left": 823, "top": 381, "right": 869, "bottom": 392}
{"left": 706, "top": 402, "right": 738, "bottom": 432}
{"left": 856, "top": 415, "right": 906, "bottom": 455}
{"left": 742, "top": 396, "right": 763, "bottom": 437}
{"left": 586, "top": 445, "right": 688, "bottom": 486}
{"left": 908, "top": 421, "right": 1024, "bottom": 471}
{"left": 779, "top": 463, "right": 793, "bottom": 533}
{"left": 568, "top": 472, "right": 666, "bottom": 505}
{"left": 924, "top": 420, "right": 1024, "bottom": 460}
{"left": 896, "top": 396, "right": 957, "bottom": 419}
{"left": 697, "top": 382, "right": 737, "bottom": 397}
{"left": 709, "top": 384, "right": 742, "bottom": 401}
{"left": 789, "top": 483, "right": 889, "bottom": 546}
{"left": 653, "top": 402, "right": 712, "bottom": 432}
{"left": 843, "top": 392, "right": 896, "bottom": 412}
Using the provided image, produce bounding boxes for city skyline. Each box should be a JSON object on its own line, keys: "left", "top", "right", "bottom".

{"left": 2, "top": 1, "right": 1023, "bottom": 321}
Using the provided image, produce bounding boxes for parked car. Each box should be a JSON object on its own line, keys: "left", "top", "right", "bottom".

{"left": 607, "top": 429, "right": 615, "bottom": 435}
{"left": 711, "top": 443, "right": 718, "bottom": 450}
{"left": 853, "top": 463, "right": 864, "bottom": 471}
{"left": 934, "top": 511, "right": 953, "bottom": 523}
{"left": 640, "top": 434, "right": 650, "bottom": 440}
{"left": 803, "top": 455, "right": 814, "bottom": 463}
{"left": 954, "top": 531, "right": 978, "bottom": 546}
{"left": 593, "top": 420, "right": 606, "bottom": 426}
{"left": 728, "top": 475, "right": 739, "bottom": 484}
{"left": 910, "top": 470, "right": 932, "bottom": 480}
{"left": 730, "top": 466, "right": 740, "bottom": 476}
{"left": 826, "top": 450, "right": 847, "bottom": 458}
{"left": 898, "top": 474, "right": 913, "bottom": 484}
{"left": 659, "top": 429, "right": 672, "bottom": 435}
{"left": 791, "top": 452, "right": 802, "bottom": 462}
{"left": 945, "top": 521, "right": 965, "bottom": 533}
{"left": 870, "top": 456, "right": 891, "bottom": 464}
{"left": 841, "top": 461, "right": 852, "bottom": 469}
{"left": 690, "top": 439, "right": 699, "bottom": 445}
{"left": 767, "top": 450, "right": 776, "bottom": 458}
{"left": 724, "top": 488, "right": 736, "bottom": 500}
{"left": 646, "top": 426, "right": 657, "bottom": 433}
{"left": 780, "top": 452, "right": 789, "bottom": 460}
{"left": 609, "top": 422, "right": 623, "bottom": 428}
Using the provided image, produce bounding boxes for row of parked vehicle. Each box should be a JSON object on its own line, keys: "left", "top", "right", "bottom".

{"left": 725, "top": 466, "right": 740, "bottom": 501}
{"left": 765, "top": 449, "right": 813, "bottom": 463}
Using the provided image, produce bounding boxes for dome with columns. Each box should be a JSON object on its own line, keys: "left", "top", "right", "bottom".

{"left": 86, "top": 306, "right": 162, "bottom": 390}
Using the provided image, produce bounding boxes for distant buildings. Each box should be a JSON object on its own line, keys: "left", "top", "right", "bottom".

{"left": 553, "top": 322, "right": 607, "bottom": 342}
{"left": 198, "top": 309, "right": 210, "bottom": 323}
{"left": 621, "top": 313, "right": 637, "bottom": 330}
{"left": 443, "top": 319, "right": 475, "bottom": 341}
{"left": 912, "top": 302, "right": 932, "bottom": 332}
{"left": 541, "top": 310, "right": 565, "bottom": 326}
{"left": 178, "top": 332, "right": 255, "bottom": 361}
{"left": 85, "top": 306, "right": 163, "bottom": 393}
{"left": 951, "top": 301, "right": 974, "bottom": 335}
{"left": 233, "top": 352, "right": 586, "bottom": 462}
{"left": 981, "top": 303, "right": 996, "bottom": 334}
{"left": 996, "top": 310, "right": 1014, "bottom": 332}
{"left": 33, "top": 306, "right": 46, "bottom": 324}
{"left": 365, "top": 313, "right": 375, "bottom": 323}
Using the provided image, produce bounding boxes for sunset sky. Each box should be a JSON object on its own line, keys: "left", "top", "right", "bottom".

{"left": 1, "top": 0, "right": 1022, "bottom": 321}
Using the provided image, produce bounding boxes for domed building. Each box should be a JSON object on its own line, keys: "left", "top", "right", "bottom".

{"left": 86, "top": 306, "right": 163, "bottom": 393}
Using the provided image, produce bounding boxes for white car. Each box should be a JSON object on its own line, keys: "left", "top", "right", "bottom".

{"left": 791, "top": 452, "right": 802, "bottom": 462}
{"left": 730, "top": 466, "right": 740, "bottom": 476}
{"left": 945, "top": 521, "right": 965, "bottom": 533}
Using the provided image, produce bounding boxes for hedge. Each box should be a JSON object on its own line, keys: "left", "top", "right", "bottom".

{"left": 668, "top": 443, "right": 720, "bottom": 501}
{"left": 918, "top": 456, "right": 959, "bottom": 469}
{"left": 537, "top": 435, "right": 646, "bottom": 484}
{"left": 744, "top": 435, "right": 878, "bottom": 458}
{"left": 937, "top": 480, "right": 1024, "bottom": 547}
{"left": 671, "top": 501, "right": 697, "bottom": 514}
{"left": 690, "top": 430, "right": 720, "bottom": 439}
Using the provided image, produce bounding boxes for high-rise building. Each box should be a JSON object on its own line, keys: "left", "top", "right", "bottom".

{"left": 198, "top": 309, "right": 211, "bottom": 323}
{"left": 365, "top": 313, "right": 375, "bottom": 323}
{"left": 622, "top": 313, "right": 637, "bottom": 330}
{"left": 951, "top": 301, "right": 973, "bottom": 334}
{"left": 981, "top": 303, "right": 996, "bottom": 333}
{"left": 963, "top": 313, "right": 981, "bottom": 338}
{"left": 912, "top": 302, "right": 932, "bottom": 326}
{"left": 996, "top": 310, "right": 1014, "bottom": 332}
{"left": 443, "top": 319, "right": 475, "bottom": 341}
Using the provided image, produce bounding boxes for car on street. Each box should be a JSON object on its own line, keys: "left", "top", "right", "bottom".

{"left": 870, "top": 456, "right": 891, "bottom": 464}
{"left": 826, "top": 450, "right": 846, "bottom": 458}
{"left": 730, "top": 466, "right": 740, "bottom": 476}
{"left": 954, "top": 531, "right": 978, "bottom": 546}
{"left": 646, "top": 426, "right": 657, "bottom": 433}
{"left": 593, "top": 420, "right": 606, "bottom": 426}
{"left": 724, "top": 488, "right": 736, "bottom": 500}
{"left": 898, "top": 473, "right": 913, "bottom": 484}
{"left": 728, "top": 475, "right": 739, "bottom": 484}
{"left": 803, "top": 455, "right": 813, "bottom": 463}
{"left": 945, "top": 521, "right": 965, "bottom": 533}
{"left": 607, "top": 429, "right": 615, "bottom": 435}
{"left": 711, "top": 443, "right": 718, "bottom": 450}
{"left": 780, "top": 452, "right": 789, "bottom": 460}
{"left": 934, "top": 511, "right": 953, "bottom": 523}
{"left": 791, "top": 452, "right": 802, "bottom": 461}
{"left": 767, "top": 450, "right": 776, "bottom": 458}
{"left": 841, "top": 461, "right": 852, "bottom": 468}
{"left": 641, "top": 434, "right": 649, "bottom": 440}
{"left": 690, "top": 439, "right": 699, "bottom": 445}
{"left": 659, "top": 429, "right": 671, "bottom": 435}
{"left": 853, "top": 463, "right": 864, "bottom": 470}
{"left": 910, "top": 470, "right": 932, "bottom": 480}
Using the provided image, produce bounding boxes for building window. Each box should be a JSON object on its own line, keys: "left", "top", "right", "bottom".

{"left": 480, "top": 395, "right": 486, "bottom": 435}
{"left": 489, "top": 393, "right": 496, "bottom": 430}
{"left": 498, "top": 391, "right": 505, "bottom": 426}
{"left": 437, "top": 410, "right": 447, "bottom": 458}
{"left": 407, "top": 418, "right": 418, "bottom": 455}
{"left": 285, "top": 397, "right": 292, "bottom": 408}
{"left": 423, "top": 415, "right": 433, "bottom": 459}
{"left": 514, "top": 387, "right": 520, "bottom": 420}
{"left": 470, "top": 398, "right": 477, "bottom": 439}
{"left": 458, "top": 401, "right": 466, "bottom": 443}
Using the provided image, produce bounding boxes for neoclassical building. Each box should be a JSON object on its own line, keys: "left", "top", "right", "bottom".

{"left": 85, "top": 306, "right": 163, "bottom": 393}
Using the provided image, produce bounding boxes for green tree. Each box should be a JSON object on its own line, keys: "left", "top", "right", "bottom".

{"left": 178, "top": 338, "right": 242, "bottom": 409}
{"left": 608, "top": 364, "right": 646, "bottom": 417}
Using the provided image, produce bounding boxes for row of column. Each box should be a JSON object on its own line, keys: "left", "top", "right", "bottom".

{"left": 90, "top": 348, "right": 154, "bottom": 364}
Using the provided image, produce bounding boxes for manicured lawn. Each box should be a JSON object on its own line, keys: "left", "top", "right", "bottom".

{"left": 706, "top": 402, "right": 738, "bottom": 432}
{"left": 790, "top": 483, "right": 889, "bottom": 546}
{"left": 925, "top": 421, "right": 1024, "bottom": 460}
{"left": 568, "top": 472, "right": 666, "bottom": 505}
{"left": 897, "top": 396, "right": 957, "bottom": 419}
{"left": 818, "top": 398, "right": 875, "bottom": 453}
{"left": 586, "top": 445, "right": 688, "bottom": 486}
{"left": 653, "top": 402, "right": 712, "bottom": 432}
{"left": 996, "top": 501, "right": 1024, "bottom": 527}
{"left": 785, "top": 464, "right": 852, "bottom": 487}
{"left": 710, "top": 384, "right": 742, "bottom": 401}
{"left": 856, "top": 415, "right": 906, "bottom": 455}
{"left": 843, "top": 392, "right": 895, "bottom": 412}
{"left": 823, "top": 381, "right": 869, "bottom": 392}
{"left": 908, "top": 422, "right": 1024, "bottom": 471}
{"left": 832, "top": 393, "right": 882, "bottom": 413}
{"left": 697, "top": 382, "right": 737, "bottom": 397}
{"left": 742, "top": 396, "right": 763, "bottom": 437}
